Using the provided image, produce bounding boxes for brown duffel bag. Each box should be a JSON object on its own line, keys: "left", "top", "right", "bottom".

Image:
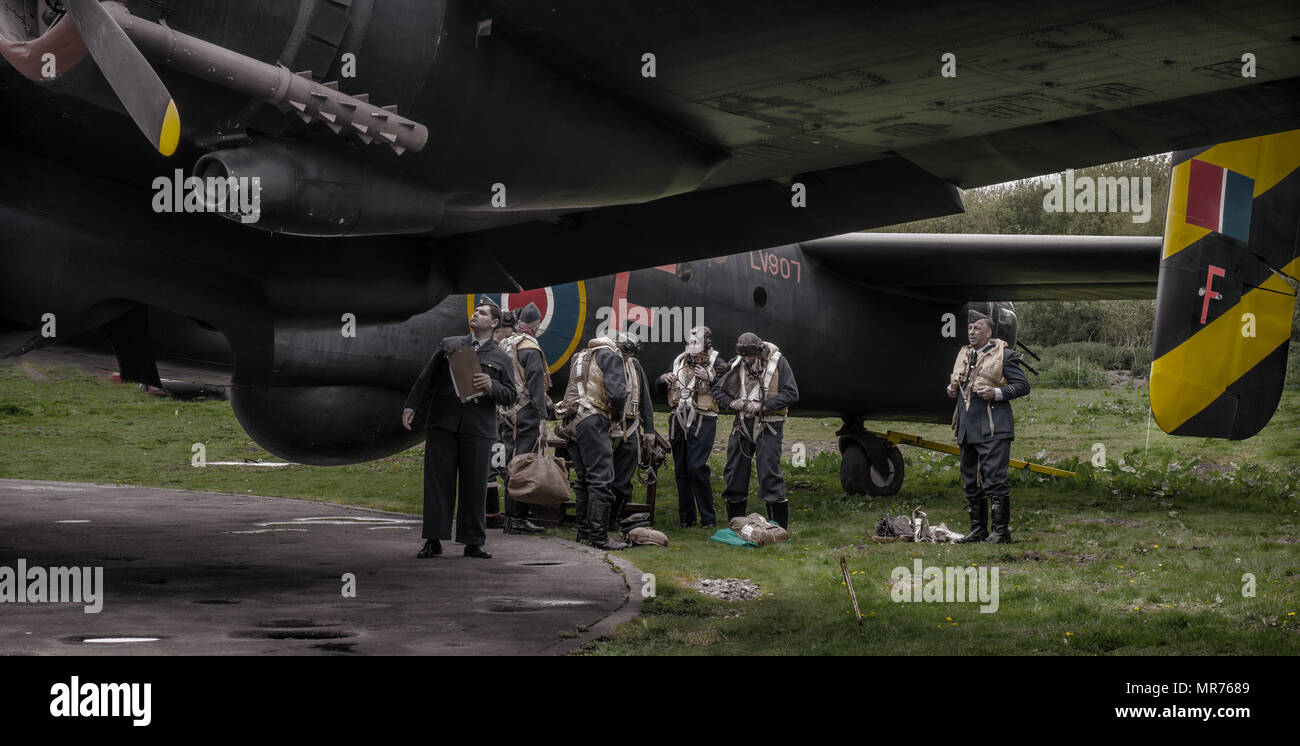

{"left": 507, "top": 438, "right": 570, "bottom": 506}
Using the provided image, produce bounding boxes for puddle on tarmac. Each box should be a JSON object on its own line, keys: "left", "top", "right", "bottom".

{"left": 233, "top": 629, "right": 355, "bottom": 640}
{"left": 313, "top": 642, "right": 359, "bottom": 653}
{"left": 62, "top": 635, "right": 165, "bottom": 644}
{"left": 479, "top": 596, "right": 590, "bottom": 613}
{"left": 257, "top": 618, "right": 340, "bottom": 628}
{"left": 255, "top": 516, "right": 420, "bottom": 528}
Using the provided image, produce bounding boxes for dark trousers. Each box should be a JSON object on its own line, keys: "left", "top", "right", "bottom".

{"left": 570, "top": 415, "right": 615, "bottom": 511}
{"left": 423, "top": 426, "right": 493, "bottom": 546}
{"left": 502, "top": 417, "right": 541, "bottom": 519}
{"left": 611, "top": 425, "right": 639, "bottom": 522}
{"left": 722, "top": 419, "right": 786, "bottom": 506}
{"left": 959, "top": 437, "right": 1012, "bottom": 500}
{"left": 671, "top": 415, "right": 717, "bottom": 525}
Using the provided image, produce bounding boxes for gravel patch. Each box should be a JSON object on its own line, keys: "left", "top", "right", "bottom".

{"left": 691, "top": 577, "right": 762, "bottom": 602}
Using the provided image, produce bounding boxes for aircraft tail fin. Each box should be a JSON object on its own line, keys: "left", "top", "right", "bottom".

{"left": 1150, "top": 129, "right": 1300, "bottom": 439}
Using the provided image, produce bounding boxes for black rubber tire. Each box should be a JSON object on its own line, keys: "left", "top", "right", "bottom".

{"left": 839, "top": 441, "right": 872, "bottom": 495}
{"left": 865, "top": 445, "right": 905, "bottom": 496}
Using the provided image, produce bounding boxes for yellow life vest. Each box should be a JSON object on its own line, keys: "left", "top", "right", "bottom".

{"left": 729, "top": 341, "right": 788, "bottom": 420}
{"left": 557, "top": 337, "right": 618, "bottom": 423}
{"left": 498, "top": 332, "right": 550, "bottom": 420}
{"left": 623, "top": 355, "right": 642, "bottom": 427}
{"left": 950, "top": 338, "right": 1009, "bottom": 435}
{"left": 667, "top": 349, "right": 720, "bottom": 414}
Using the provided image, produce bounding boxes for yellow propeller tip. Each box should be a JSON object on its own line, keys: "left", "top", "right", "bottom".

{"left": 158, "top": 99, "right": 180, "bottom": 157}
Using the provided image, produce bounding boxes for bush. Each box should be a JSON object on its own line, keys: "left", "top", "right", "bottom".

{"left": 1043, "top": 341, "right": 1150, "bottom": 372}
{"left": 1030, "top": 356, "right": 1109, "bottom": 388}
{"left": 1018, "top": 301, "right": 1107, "bottom": 345}
{"left": 1016, "top": 299, "right": 1156, "bottom": 349}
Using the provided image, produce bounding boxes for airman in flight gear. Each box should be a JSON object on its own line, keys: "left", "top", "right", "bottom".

{"left": 497, "top": 302, "right": 551, "bottom": 535}
{"left": 609, "top": 333, "right": 659, "bottom": 534}
{"left": 947, "top": 309, "right": 1030, "bottom": 543}
{"left": 712, "top": 332, "right": 799, "bottom": 530}
{"left": 658, "top": 326, "right": 729, "bottom": 528}
{"left": 556, "top": 336, "right": 629, "bottom": 551}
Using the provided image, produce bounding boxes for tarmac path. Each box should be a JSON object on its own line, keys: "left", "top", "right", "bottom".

{"left": 0, "top": 479, "right": 643, "bottom": 656}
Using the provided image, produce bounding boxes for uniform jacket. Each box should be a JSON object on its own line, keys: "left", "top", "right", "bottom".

{"left": 712, "top": 351, "right": 799, "bottom": 418}
{"left": 404, "top": 334, "right": 516, "bottom": 438}
{"left": 952, "top": 342, "right": 1030, "bottom": 444}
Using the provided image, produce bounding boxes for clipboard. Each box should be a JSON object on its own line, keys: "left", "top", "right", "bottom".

{"left": 449, "top": 346, "right": 485, "bottom": 403}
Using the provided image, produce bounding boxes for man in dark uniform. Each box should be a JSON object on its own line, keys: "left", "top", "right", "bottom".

{"left": 556, "top": 336, "right": 628, "bottom": 550}
{"left": 401, "top": 299, "right": 516, "bottom": 559}
{"left": 658, "top": 326, "right": 729, "bottom": 528}
{"left": 609, "top": 334, "right": 658, "bottom": 534}
{"left": 498, "top": 303, "right": 550, "bottom": 535}
{"left": 712, "top": 332, "right": 799, "bottom": 530}
{"left": 946, "top": 310, "right": 1031, "bottom": 544}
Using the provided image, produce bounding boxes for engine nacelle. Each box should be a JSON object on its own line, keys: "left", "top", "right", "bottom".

{"left": 229, "top": 384, "right": 422, "bottom": 465}
{"left": 193, "top": 141, "right": 443, "bottom": 237}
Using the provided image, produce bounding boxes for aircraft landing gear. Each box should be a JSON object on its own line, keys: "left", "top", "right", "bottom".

{"left": 837, "top": 419, "right": 904, "bottom": 496}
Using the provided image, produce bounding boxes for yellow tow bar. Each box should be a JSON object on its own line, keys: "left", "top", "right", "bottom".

{"left": 867, "top": 430, "right": 1075, "bottom": 478}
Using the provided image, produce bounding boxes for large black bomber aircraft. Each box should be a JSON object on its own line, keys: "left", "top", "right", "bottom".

{"left": 1, "top": 2, "right": 1298, "bottom": 496}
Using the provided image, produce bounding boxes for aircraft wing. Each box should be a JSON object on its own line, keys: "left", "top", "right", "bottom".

{"left": 477, "top": 1, "right": 1300, "bottom": 192}
{"left": 433, "top": 0, "right": 1299, "bottom": 288}
{"left": 798, "top": 233, "right": 1162, "bottom": 301}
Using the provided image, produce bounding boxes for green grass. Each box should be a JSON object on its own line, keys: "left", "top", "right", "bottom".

{"left": 2, "top": 360, "right": 1298, "bottom": 655}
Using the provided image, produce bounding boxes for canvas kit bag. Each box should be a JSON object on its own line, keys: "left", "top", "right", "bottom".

{"left": 728, "top": 513, "right": 789, "bottom": 546}
{"left": 625, "top": 527, "right": 669, "bottom": 546}
{"left": 506, "top": 438, "right": 570, "bottom": 506}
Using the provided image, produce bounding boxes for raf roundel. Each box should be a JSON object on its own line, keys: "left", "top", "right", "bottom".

{"left": 467, "top": 282, "right": 587, "bottom": 373}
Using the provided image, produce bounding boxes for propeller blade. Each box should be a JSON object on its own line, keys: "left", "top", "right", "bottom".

{"left": 65, "top": 0, "right": 180, "bottom": 156}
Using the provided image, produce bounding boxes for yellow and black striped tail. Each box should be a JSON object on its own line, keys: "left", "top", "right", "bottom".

{"left": 1150, "top": 130, "right": 1300, "bottom": 440}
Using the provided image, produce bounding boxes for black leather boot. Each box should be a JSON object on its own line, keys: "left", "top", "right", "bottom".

{"left": 767, "top": 500, "right": 789, "bottom": 530}
{"left": 574, "top": 492, "right": 590, "bottom": 544}
{"left": 955, "top": 497, "right": 989, "bottom": 543}
{"left": 588, "top": 502, "right": 628, "bottom": 550}
{"left": 416, "top": 539, "right": 441, "bottom": 558}
{"left": 505, "top": 517, "right": 546, "bottom": 535}
{"left": 608, "top": 495, "right": 628, "bottom": 533}
{"left": 984, "top": 496, "right": 1013, "bottom": 543}
{"left": 725, "top": 500, "right": 748, "bottom": 521}
{"left": 503, "top": 496, "right": 545, "bottom": 535}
